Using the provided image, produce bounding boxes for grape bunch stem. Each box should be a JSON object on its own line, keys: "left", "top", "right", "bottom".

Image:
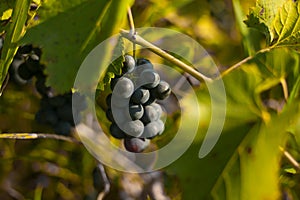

{"left": 120, "top": 29, "right": 213, "bottom": 83}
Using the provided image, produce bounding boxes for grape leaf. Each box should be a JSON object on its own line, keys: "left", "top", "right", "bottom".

{"left": 273, "top": 0, "right": 300, "bottom": 46}
{"left": 244, "top": 0, "right": 286, "bottom": 44}
{"left": 0, "top": 0, "right": 30, "bottom": 95}
{"left": 22, "top": 0, "right": 133, "bottom": 93}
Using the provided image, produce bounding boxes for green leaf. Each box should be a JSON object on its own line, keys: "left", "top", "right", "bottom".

{"left": 22, "top": 0, "right": 133, "bottom": 93}
{"left": 97, "top": 36, "right": 124, "bottom": 91}
{"left": 244, "top": 0, "right": 286, "bottom": 44}
{"left": 273, "top": 0, "right": 300, "bottom": 46}
{"left": 0, "top": 0, "right": 30, "bottom": 95}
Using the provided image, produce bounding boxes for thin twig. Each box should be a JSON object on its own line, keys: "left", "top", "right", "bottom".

{"left": 127, "top": 7, "right": 136, "bottom": 59}
{"left": 280, "top": 146, "right": 300, "bottom": 171}
{"left": 220, "top": 47, "right": 272, "bottom": 78}
{"left": 96, "top": 163, "right": 110, "bottom": 200}
{"left": 120, "top": 29, "right": 213, "bottom": 82}
{"left": 0, "top": 133, "right": 81, "bottom": 143}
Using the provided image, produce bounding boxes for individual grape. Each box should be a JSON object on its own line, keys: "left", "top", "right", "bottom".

{"left": 109, "top": 123, "right": 126, "bottom": 139}
{"left": 152, "top": 81, "right": 171, "bottom": 100}
{"left": 57, "top": 104, "right": 73, "bottom": 121}
{"left": 130, "top": 88, "right": 150, "bottom": 104}
{"left": 135, "top": 58, "right": 153, "bottom": 75}
{"left": 26, "top": 54, "right": 41, "bottom": 74}
{"left": 32, "top": 47, "right": 42, "bottom": 58}
{"left": 142, "top": 94, "right": 156, "bottom": 106}
{"left": 113, "top": 77, "right": 134, "bottom": 98}
{"left": 111, "top": 95, "right": 130, "bottom": 108}
{"left": 35, "top": 108, "right": 58, "bottom": 126}
{"left": 92, "top": 166, "right": 105, "bottom": 192}
{"left": 150, "top": 103, "right": 163, "bottom": 118}
{"left": 17, "top": 62, "right": 33, "bottom": 80}
{"left": 110, "top": 76, "right": 120, "bottom": 91}
{"left": 17, "top": 44, "right": 33, "bottom": 55}
{"left": 136, "top": 58, "right": 153, "bottom": 67}
{"left": 124, "top": 137, "right": 150, "bottom": 153}
{"left": 140, "top": 121, "right": 159, "bottom": 139}
{"left": 141, "top": 104, "right": 159, "bottom": 124}
{"left": 106, "top": 108, "right": 114, "bottom": 122}
{"left": 72, "top": 92, "right": 87, "bottom": 111}
{"left": 139, "top": 69, "right": 160, "bottom": 89}
{"left": 129, "top": 104, "right": 144, "bottom": 120}
{"left": 121, "top": 120, "right": 144, "bottom": 137}
{"left": 122, "top": 55, "right": 135, "bottom": 73}
{"left": 48, "top": 95, "right": 66, "bottom": 107}
{"left": 54, "top": 121, "right": 72, "bottom": 136}
{"left": 110, "top": 107, "right": 131, "bottom": 124}
{"left": 35, "top": 73, "right": 53, "bottom": 97}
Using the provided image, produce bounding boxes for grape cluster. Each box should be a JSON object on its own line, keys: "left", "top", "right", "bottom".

{"left": 106, "top": 55, "right": 171, "bottom": 153}
{"left": 9, "top": 45, "right": 87, "bottom": 136}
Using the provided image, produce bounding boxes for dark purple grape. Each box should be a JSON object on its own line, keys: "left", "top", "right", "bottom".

{"left": 17, "top": 45, "right": 33, "bottom": 55}
{"left": 122, "top": 55, "right": 135, "bottom": 74}
{"left": 131, "top": 88, "right": 150, "bottom": 104}
{"left": 109, "top": 123, "right": 126, "bottom": 139}
{"left": 129, "top": 104, "right": 144, "bottom": 120}
{"left": 140, "top": 121, "right": 160, "bottom": 139}
{"left": 139, "top": 69, "right": 160, "bottom": 89}
{"left": 48, "top": 95, "right": 66, "bottom": 107}
{"left": 122, "top": 120, "right": 144, "bottom": 137}
{"left": 124, "top": 137, "right": 150, "bottom": 153}
{"left": 35, "top": 73, "right": 53, "bottom": 97}
{"left": 18, "top": 62, "right": 33, "bottom": 80}
{"left": 57, "top": 104, "right": 73, "bottom": 121}
{"left": 35, "top": 108, "right": 58, "bottom": 126}
{"left": 54, "top": 121, "right": 72, "bottom": 136}
{"left": 141, "top": 104, "right": 159, "bottom": 124}
{"left": 110, "top": 77, "right": 120, "bottom": 91}
{"left": 153, "top": 81, "right": 171, "bottom": 100}
{"left": 113, "top": 77, "right": 134, "bottom": 98}
{"left": 26, "top": 54, "right": 41, "bottom": 74}
{"left": 106, "top": 108, "right": 114, "bottom": 122}
{"left": 106, "top": 94, "right": 112, "bottom": 108}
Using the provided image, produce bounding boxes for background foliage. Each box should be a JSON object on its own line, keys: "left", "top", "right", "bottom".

{"left": 0, "top": 0, "right": 300, "bottom": 199}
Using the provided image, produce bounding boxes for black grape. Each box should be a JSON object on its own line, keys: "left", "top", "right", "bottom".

{"left": 139, "top": 69, "right": 160, "bottom": 89}
{"left": 109, "top": 123, "right": 126, "bottom": 139}
{"left": 48, "top": 95, "right": 66, "bottom": 107}
{"left": 123, "top": 55, "right": 135, "bottom": 73}
{"left": 129, "top": 104, "right": 144, "bottom": 120}
{"left": 113, "top": 77, "right": 134, "bottom": 98}
{"left": 57, "top": 104, "right": 73, "bottom": 121}
{"left": 54, "top": 121, "right": 72, "bottom": 136}
{"left": 130, "top": 88, "right": 150, "bottom": 104}
{"left": 110, "top": 77, "right": 120, "bottom": 91}
{"left": 106, "top": 108, "right": 114, "bottom": 122}
{"left": 17, "top": 63, "right": 33, "bottom": 80}
{"left": 124, "top": 137, "right": 150, "bottom": 153}
{"left": 106, "top": 94, "right": 112, "bottom": 108}
{"left": 35, "top": 108, "right": 58, "bottom": 126}
{"left": 121, "top": 120, "right": 144, "bottom": 137}
{"left": 141, "top": 104, "right": 159, "bottom": 124}
{"left": 140, "top": 121, "right": 159, "bottom": 139}
{"left": 153, "top": 80, "right": 171, "bottom": 100}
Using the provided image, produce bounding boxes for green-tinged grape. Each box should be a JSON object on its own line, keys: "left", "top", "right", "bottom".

{"left": 54, "top": 121, "right": 72, "bottom": 136}
{"left": 131, "top": 88, "right": 150, "bottom": 104}
{"left": 124, "top": 137, "right": 150, "bottom": 153}
{"left": 140, "top": 121, "right": 159, "bottom": 139}
{"left": 123, "top": 55, "right": 135, "bottom": 73}
{"left": 139, "top": 69, "right": 160, "bottom": 89}
{"left": 141, "top": 104, "right": 159, "bottom": 124}
{"left": 113, "top": 77, "right": 134, "bottom": 98}
{"left": 153, "top": 80, "right": 171, "bottom": 100}
{"left": 129, "top": 104, "right": 144, "bottom": 120}
{"left": 122, "top": 120, "right": 144, "bottom": 137}
{"left": 109, "top": 123, "right": 126, "bottom": 139}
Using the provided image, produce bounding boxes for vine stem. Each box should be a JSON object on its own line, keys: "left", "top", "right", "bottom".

{"left": 0, "top": 133, "right": 81, "bottom": 143}
{"left": 280, "top": 146, "right": 300, "bottom": 171}
{"left": 120, "top": 29, "right": 213, "bottom": 82}
{"left": 126, "top": 7, "right": 136, "bottom": 59}
{"left": 220, "top": 47, "right": 272, "bottom": 78}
